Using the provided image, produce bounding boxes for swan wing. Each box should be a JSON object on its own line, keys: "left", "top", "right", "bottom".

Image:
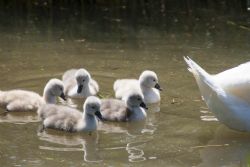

{"left": 213, "top": 62, "right": 250, "bottom": 103}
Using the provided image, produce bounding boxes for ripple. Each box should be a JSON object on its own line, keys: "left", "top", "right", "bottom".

{"left": 37, "top": 131, "right": 101, "bottom": 163}
{"left": 126, "top": 142, "right": 147, "bottom": 162}
{"left": 0, "top": 112, "right": 39, "bottom": 124}
{"left": 200, "top": 115, "right": 218, "bottom": 122}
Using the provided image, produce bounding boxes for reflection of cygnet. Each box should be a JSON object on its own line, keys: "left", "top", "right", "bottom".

{"left": 38, "top": 96, "right": 102, "bottom": 132}
{"left": 101, "top": 91, "right": 147, "bottom": 122}
{"left": 37, "top": 130, "right": 101, "bottom": 162}
{"left": 114, "top": 70, "right": 162, "bottom": 104}
{"left": 0, "top": 78, "right": 65, "bottom": 112}
{"left": 62, "top": 68, "right": 99, "bottom": 98}
{"left": 0, "top": 112, "right": 39, "bottom": 124}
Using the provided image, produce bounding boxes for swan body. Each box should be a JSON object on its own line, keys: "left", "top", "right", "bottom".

{"left": 184, "top": 57, "right": 250, "bottom": 132}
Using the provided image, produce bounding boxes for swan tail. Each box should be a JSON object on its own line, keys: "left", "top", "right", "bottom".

{"left": 184, "top": 56, "right": 210, "bottom": 80}
{"left": 184, "top": 56, "right": 225, "bottom": 97}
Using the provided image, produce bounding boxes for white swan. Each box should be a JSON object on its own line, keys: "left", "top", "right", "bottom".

{"left": 0, "top": 78, "right": 65, "bottom": 112}
{"left": 101, "top": 91, "right": 147, "bottom": 122}
{"left": 184, "top": 56, "right": 250, "bottom": 132}
{"left": 113, "top": 70, "right": 162, "bottom": 104}
{"left": 37, "top": 96, "right": 102, "bottom": 132}
{"left": 62, "top": 68, "right": 99, "bottom": 98}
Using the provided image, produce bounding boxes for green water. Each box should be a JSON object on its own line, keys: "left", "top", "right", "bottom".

{"left": 0, "top": 15, "right": 250, "bottom": 167}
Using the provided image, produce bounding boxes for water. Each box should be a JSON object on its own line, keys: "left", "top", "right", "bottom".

{"left": 0, "top": 12, "right": 250, "bottom": 167}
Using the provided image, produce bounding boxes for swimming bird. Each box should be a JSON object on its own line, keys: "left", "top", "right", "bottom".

{"left": 184, "top": 56, "right": 250, "bottom": 132}
{"left": 37, "top": 96, "right": 102, "bottom": 132}
{"left": 113, "top": 70, "right": 162, "bottom": 104}
{"left": 101, "top": 91, "right": 147, "bottom": 122}
{"left": 0, "top": 78, "right": 66, "bottom": 112}
{"left": 62, "top": 68, "right": 99, "bottom": 98}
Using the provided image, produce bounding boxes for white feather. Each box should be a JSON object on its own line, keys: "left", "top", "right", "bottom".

{"left": 184, "top": 56, "right": 250, "bottom": 131}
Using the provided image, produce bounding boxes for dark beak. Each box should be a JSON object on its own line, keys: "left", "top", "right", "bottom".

{"left": 60, "top": 93, "right": 66, "bottom": 101}
{"left": 140, "top": 102, "right": 148, "bottom": 110}
{"left": 77, "top": 85, "right": 83, "bottom": 93}
{"left": 155, "top": 83, "right": 162, "bottom": 91}
{"left": 95, "top": 110, "right": 103, "bottom": 120}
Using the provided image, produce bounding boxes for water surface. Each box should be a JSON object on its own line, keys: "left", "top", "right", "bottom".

{"left": 0, "top": 13, "right": 250, "bottom": 167}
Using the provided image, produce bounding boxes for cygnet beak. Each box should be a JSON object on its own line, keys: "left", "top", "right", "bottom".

{"left": 140, "top": 102, "right": 148, "bottom": 110}
{"left": 77, "top": 84, "right": 83, "bottom": 93}
{"left": 60, "top": 93, "right": 67, "bottom": 101}
{"left": 155, "top": 83, "right": 162, "bottom": 91}
{"left": 95, "top": 110, "right": 103, "bottom": 120}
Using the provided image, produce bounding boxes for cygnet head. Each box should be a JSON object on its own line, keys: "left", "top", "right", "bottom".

{"left": 124, "top": 91, "right": 147, "bottom": 110}
{"left": 43, "top": 78, "right": 66, "bottom": 102}
{"left": 84, "top": 96, "right": 102, "bottom": 120}
{"left": 75, "top": 69, "right": 91, "bottom": 93}
{"left": 139, "top": 70, "right": 162, "bottom": 91}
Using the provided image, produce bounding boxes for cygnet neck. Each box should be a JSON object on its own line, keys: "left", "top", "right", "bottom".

{"left": 43, "top": 88, "right": 57, "bottom": 104}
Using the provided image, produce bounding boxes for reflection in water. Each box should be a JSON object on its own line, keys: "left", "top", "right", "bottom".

{"left": 147, "top": 103, "right": 161, "bottom": 112}
{"left": 0, "top": 112, "right": 39, "bottom": 124}
{"left": 98, "top": 118, "right": 157, "bottom": 136}
{"left": 199, "top": 106, "right": 218, "bottom": 122}
{"left": 98, "top": 120, "right": 147, "bottom": 136}
{"left": 197, "top": 126, "right": 250, "bottom": 167}
{"left": 200, "top": 115, "right": 218, "bottom": 122}
{"left": 37, "top": 130, "right": 101, "bottom": 163}
{"left": 98, "top": 122, "right": 128, "bottom": 134}
{"left": 104, "top": 140, "right": 149, "bottom": 163}
{"left": 100, "top": 118, "right": 157, "bottom": 162}
{"left": 141, "top": 122, "right": 157, "bottom": 135}
{"left": 126, "top": 142, "right": 147, "bottom": 162}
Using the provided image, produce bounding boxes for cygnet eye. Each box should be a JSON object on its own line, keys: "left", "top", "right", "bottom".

{"left": 83, "top": 79, "right": 85, "bottom": 82}
{"left": 91, "top": 106, "right": 95, "bottom": 109}
{"left": 153, "top": 79, "right": 156, "bottom": 82}
{"left": 137, "top": 97, "right": 141, "bottom": 101}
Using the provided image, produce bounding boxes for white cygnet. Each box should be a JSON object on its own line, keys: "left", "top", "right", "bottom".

{"left": 62, "top": 68, "right": 99, "bottom": 98}
{"left": 101, "top": 91, "right": 147, "bottom": 122}
{"left": 37, "top": 96, "right": 102, "bottom": 132}
{"left": 113, "top": 70, "right": 162, "bottom": 104}
{"left": 0, "top": 78, "right": 65, "bottom": 112}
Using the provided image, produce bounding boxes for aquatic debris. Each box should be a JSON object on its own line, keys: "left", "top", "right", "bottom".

{"left": 171, "top": 97, "right": 183, "bottom": 104}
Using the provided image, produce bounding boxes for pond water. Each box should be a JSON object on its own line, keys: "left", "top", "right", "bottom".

{"left": 0, "top": 13, "right": 250, "bottom": 167}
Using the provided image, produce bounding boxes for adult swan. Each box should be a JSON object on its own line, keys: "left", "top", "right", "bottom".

{"left": 184, "top": 56, "right": 250, "bottom": 132}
